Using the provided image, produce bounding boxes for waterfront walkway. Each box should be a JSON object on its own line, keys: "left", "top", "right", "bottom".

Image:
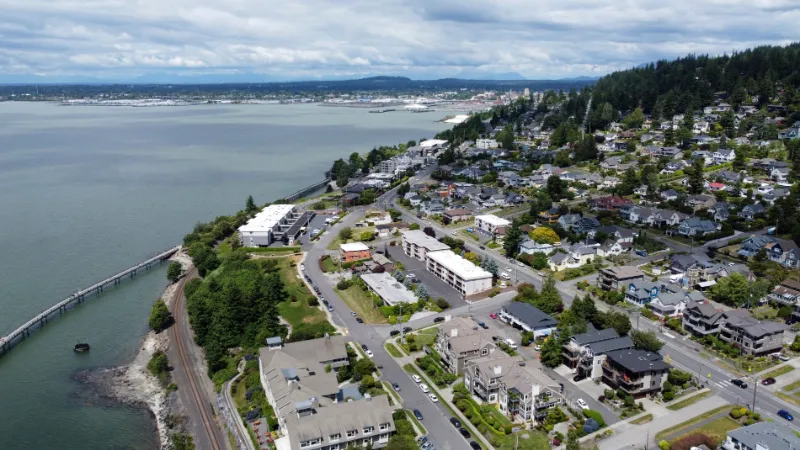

{"left": 1, "top": 245, "right": 181, "bottom": 355}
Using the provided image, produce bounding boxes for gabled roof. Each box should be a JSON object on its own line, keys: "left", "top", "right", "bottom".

{"left": 726, "top": 420, "right": 800, "bottom": 450}
{"left": 504, "top": 302, "right": 557, "bottom": 329}
{"left": 588, "top": 336, "right": 634, "bottom": 354}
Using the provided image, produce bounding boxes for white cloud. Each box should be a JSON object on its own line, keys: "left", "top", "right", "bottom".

{"left": 0, "top": 0, "right": 797, "bottom": 80}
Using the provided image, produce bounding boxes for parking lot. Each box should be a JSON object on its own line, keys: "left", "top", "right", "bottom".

{"left": 385, "top": 244, "right": 468, "bottom": 310}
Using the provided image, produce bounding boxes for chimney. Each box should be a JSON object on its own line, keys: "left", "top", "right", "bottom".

{"left": 494, "top": 365, "right": 502, "bottom": 375}
{"left": 451, "top": 328, "right": 458, "bottom": 337}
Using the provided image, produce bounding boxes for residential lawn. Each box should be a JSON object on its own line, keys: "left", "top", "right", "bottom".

{"left": 461, "top": 230, "right": 481, "bottom": 241}
{"left": 762, "top": 365, "right": 795, "bottom": 380}
{"left": 385, "top": 342, "right": 404, "bottom": 358}
{"left": 630, "top": 414, "right": 653, "bottom": 424}
{"left": 655, "top": 405, "right": 732, "bottom": 441}
{"left": 667, "top": 390, "right": 712, "bottom": 410}
{"left": 494, "top": 431, "right": 550, "bottom": 450}
{"left": 486, "top": 405, "right": 514, "bottom": 427}
{"left": 487, "top": 241, "right": 500, "bottom": 249}
{"left": 400, "top": 327, "right": 438, "bottom": 353}
{"left": 752, "top": 305, "right": 779, "bottom": 321}
{"left": 335, "top": 285, "right": 388, "bottom": 324}
{"left": 275, "top": 257, "right": 332, "bottom": 330}
{"left": 321, "top": 257, "right": 338, "bottom": 273}
{"left": 783, "top": 379, "right": 800, "bottom": 392}
{"left": 246, "top": 246, "right": 301, "bottom": 254}
{"left": 776, "top": 392, "right": 800, "bottom": 407}
{"left": 669, "top": 416, "right": 742, "bottom": 446}
{"left": 326, "top": 227, "right": 376, "bottom": 250}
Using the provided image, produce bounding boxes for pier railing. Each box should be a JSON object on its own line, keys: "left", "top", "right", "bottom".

{"left": 0, "top": 245, "right": 181, "bottom": 356}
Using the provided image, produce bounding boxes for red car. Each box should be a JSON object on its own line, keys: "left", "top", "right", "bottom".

{"left": 489, "top": 313, "right": 498, "bottom": 319}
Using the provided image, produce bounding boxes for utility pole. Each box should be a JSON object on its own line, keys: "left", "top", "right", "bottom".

{"left": 752, "top": 373, "right": 758, "bottom": 412}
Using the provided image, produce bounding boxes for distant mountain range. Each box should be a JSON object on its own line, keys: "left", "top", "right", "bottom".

{"left": 0, "top": 72, "right": 601, "bottom": 85}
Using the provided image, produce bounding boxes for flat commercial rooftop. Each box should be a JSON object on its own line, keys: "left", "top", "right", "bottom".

{"left": 340, "top": 242, "right": 370, "bottom": 252}
{"left": 360, "top": 272, "right": 417, "bottom": 305}
{"left": 238, "top": 204, "right": 295, "bottom": 233}
{"left": 402, "top": 230, "right": 450, "bottom": 251}
{"left": 475, "top": 214, "right": 511, "bottom": 227}
{"left": 426, "top": 250, "right": 492, "bottom": 281}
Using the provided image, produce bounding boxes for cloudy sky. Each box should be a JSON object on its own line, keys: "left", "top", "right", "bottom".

{"left": 1, "top": 0, "right": 798, "bottom": 82}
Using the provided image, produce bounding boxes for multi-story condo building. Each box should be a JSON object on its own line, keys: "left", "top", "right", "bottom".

{"left": 601, "top": 349, "right": 671, "bottom": 398}
{"left": 474, "top": 214, "right": 511, "bottom": 236}
{"left": 682, "top": 300, "right": 725, "bottom": 336}
{"left": 563, "top": 329, "right": 633, "bottom": 379}
{"left": 259, "top": 335, "right": 395, "bottom": 450}
{"left": 436, "top": 317, "right": 497, "bottom": 374}
{"left": 464, "top": 354, "right": 522, "bottom": 403}
{"left": 401, "top": 230, "right": 449, "bottom": 261}
{"left": 425, "top": 250, "right": 493, "bottom": 296}
{"left": 238, "top": 204, "right": 301, "bottom": 247}
{"left": 597, "top": 266, "right": 645, "bottom": 291}
{"left": 769, "top": 279, "right": 800, "bottom": 305}
{"left": 719, "top": 310, "right": 788, "bottom": 356}
{"left": 498, "top": 359, "right": 564, "bottom": 422}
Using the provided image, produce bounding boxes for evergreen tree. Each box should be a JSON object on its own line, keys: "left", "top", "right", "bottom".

{"left": 688, "top": 157, "right": 705, "bottom": 194}
{"left": 503, "top": 219, "right": 525, "bottom": 258}
{"left": 417, "top": 284, "right": 429, "bottom": 301}
{"left": 481, "top": 256, "right": 499, "bottom": 277}
{"left": 245, "top": 195, "right": 257, "bottom": 213}
{"left": 540, "top": 335, "right": 563, "bottom": 367}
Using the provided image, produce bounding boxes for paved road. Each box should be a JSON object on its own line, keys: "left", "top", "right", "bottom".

{"left": 303, "top": 207, "right": 472, "bottom": 450}
{"left": 221, "top": 360, "right": 256, "bottom": 450}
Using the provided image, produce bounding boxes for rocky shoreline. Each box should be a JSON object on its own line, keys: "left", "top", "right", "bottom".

{"left": 79, "top": 253, "right": 193, "bottom": 450}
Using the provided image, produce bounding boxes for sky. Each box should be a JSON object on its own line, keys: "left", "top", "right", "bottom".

{"left": 1, "top": 0, "right": 798, "bottom": 82}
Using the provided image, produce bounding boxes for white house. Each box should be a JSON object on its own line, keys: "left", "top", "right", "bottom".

{"left": 475, "top": 214, "right": 511, "bottom": 236}
{"left": 712, "top": 149, "right": 736, "bottom": 164}
{"left": 476, "top": 139, "right": 499, "bottom": 150}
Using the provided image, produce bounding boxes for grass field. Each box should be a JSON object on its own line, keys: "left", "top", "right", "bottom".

{"left": 276, "top": 256, "right": 332, "bottom": 331}
{"left": 783, "top": 379, "right": 800, "bottom": 392}
{"left": 669, "top": 416, "right": 742, "bottom": 445}
{"left": 762, "top": 365, "right": 795, "bottom": 380}
{"left": 667, "top": 390, "right": 712, "bottom": 411}
{"left": 321, "top": 257, "right": 338, "bottom": 273}
{"left": 400, "top": 327, "right": 438, "bottom": 353}
{"left": 630, "top": 414, "right": 653, "bottom": 424}
{"left": 335, "top": 285, "right": 388, "bottom": 324}
{"left": 655, "top": 405, "right": 732, "bottom": 441}
{"left": 494, "top": 431, "right": 550, "bottom": 450}
{"left": 776, "top": 392, "right": 800, "bottom": 407}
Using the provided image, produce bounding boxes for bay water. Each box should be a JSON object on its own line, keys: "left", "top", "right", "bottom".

{"left": 0, "top": 102, "right": 447, "bottom": 449}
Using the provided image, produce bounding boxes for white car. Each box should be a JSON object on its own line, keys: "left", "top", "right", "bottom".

{"left": 420, "top": 383, "right": 430, "bottom": 393}
{"left": 577, "top": 399, "right": 589, "bottom": 410}
{"left": 428, "top": 394, "right": 439, "bottom": 403}
{"left": 366, "top": 350, "right": 374, "bottom": 358}
{"left": 405, "top": 273, "right": 416, "bottom": 280}
{"left": 451, "top": 231, "right": 458, "bottom": 236}
{"left": 516, "top": 261, "right": 524, "bottom": 267}
{"left": 300, "top": 264, "right": 305, "bottom": 271}
{"left": 504, "top": 338, "right": 517, "bottom": 349}
{"left": 500, "top": 272, "right": 511, "bottom": 280}
{"left": 505, "top": 267, "right": 512, "bottom": 272}
{"left": 412, "top": 374, "right": 422, "bottom": 383}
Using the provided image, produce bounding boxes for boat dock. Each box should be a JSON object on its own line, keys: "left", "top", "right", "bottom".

{"left": 0, "top": 245, "right": 181, "bottom": 357}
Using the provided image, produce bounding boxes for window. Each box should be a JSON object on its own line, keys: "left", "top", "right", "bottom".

{"left": 329, "top": 434, "right": 340, "bottom": 442}
{"left": 363, "top": 426, "right": 373, "bottom": 434}
{"left": 481, "top": 348, "right": 488, "bottom": 355}
{"left": 301, "top": 438, "right": 321, "bottom": 448}
{"left": 346, "top": 430, "right": 357, "bottom": 438}
{"left": 379, "top": 423, "right": 390, "bottom": 431}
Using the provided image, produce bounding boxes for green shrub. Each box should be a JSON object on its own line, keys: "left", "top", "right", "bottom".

{"left": 148, "top": 299, "right": 174, "bottom": 333}
{"left": 658, "top": 440, "right": 670, "bottom": 450}
{"left": 582, "top": 409, "right": 605, "bottom": 427}
{"left": 604, "top": 389, "right": 616, "bottom": 399}
{"left": 662, "top": 390, "right": 675, "bottom": 401}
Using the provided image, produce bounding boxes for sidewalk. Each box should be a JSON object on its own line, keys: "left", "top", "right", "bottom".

{"left": 593, "top": 394, "right": 728, "bottom": 450}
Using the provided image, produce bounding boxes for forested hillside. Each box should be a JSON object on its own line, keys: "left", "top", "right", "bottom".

{"left": 588, "top": 43, "right": 800, "bottom": 129}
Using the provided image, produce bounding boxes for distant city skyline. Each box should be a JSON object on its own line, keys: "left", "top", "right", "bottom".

{"left": 1, "top": 0, "right": 797, "bottom": 83}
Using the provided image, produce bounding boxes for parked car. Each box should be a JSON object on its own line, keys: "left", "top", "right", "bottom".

{"left": 449, "top": 417, "right": 462, "bottom": 428}
{"left": 489, "top": 313, "right": 498, "bottom": 319}
{"left": 433, "top": 317, "right": 445, "bottom": 323}
{"left": 505, "top": 267, "right": 512, "bottom": 273}
{"left": 327, "top": 306, "right": 334, "bottom": 312}
{"left": 428, "top": 394, "right": 439, "bottom": 402}
{"left": 413, "top": 409, "right": 424, "bottom": 420}
{"left": 762, "top": 377, "right": 776, "bottom": 386}
{"left": 299, "top": 264, "right": 305, "bottom": 271}
{"left": 390, "top": 330, "right": 400, "bottom": 337}
{"left": 778, "top": 409, "right": 794, "bottom": 421}
{"left": 731, "top": 379, "right": 748, "bottom": 389}
{"left": 635, "top": 250, "right": 648, "bottom": 257}
{"left": 421, "top": 441, "right": 432, "bottom": 450}
{"left": 516, "top": 261, "right": 525, "bottom": 267}
{"left": 779, "top": 354, "right": 791, "bottom": 361}
{"left": 356, "top": 317, "right": 364, "bottom": 323}
{"left": 417, "top": 435, "right": 427, "bottom": 444}
{"left": 469, "top": 442, "right": 481, "bottom": 450}
{"left": 351, "top": 311, "right": 357, "bottom": 317}
{"left": 412, "top": 374, "right": 422, "bottom": 383}
{"left": 477, "top": 321, "right": 488, "bottom": 329}
{"left": 403, "top": 327, "right": 413, "bottom": 333}
{"left": 420, "top": 383, "right": 430, "bottom": 393}
{"left": 504, "top": 338, "right": 517, "bottom": 349}
{"left": 573, "top": 374, "right": 586, "bottom": 382}
{"left": 459, "top": 428, "right": 471, "bottom": 439}
{"left": 479, "top": 245, "right": 486, "bottom": 250}
{"left": 577, "top": 398, "right": 589, "bottom": 410}
{"left": 361, "top": 344, "right": 368, "bottom": 351}
{"left": 392, "top": 383, "right": 401, "bottom": 391}
{"left": 366, "top": 350, "right": 373, "bottom": 358}
{"left": 500, "top": 272, "right": 511, "bottom": 280}
{"left": 405, "top": 273, "right": 416, "bottom": 280}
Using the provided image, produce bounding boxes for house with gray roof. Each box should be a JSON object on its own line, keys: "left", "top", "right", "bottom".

{"left": 259, "top": 335, "right": 396, "bottom": 450}
{"left": 678, "top": 217, "right": 719, "bottom": 237}
{"left": 722, "top": 419, "right": 800, "bottom": 450}
{"left": 557, "top": 214, "right": 581, "bottom": 230}
{"left": 682, "top": 300, "right": 725, "bottom": 337}
{"left": 720, "top": 309, "right": 788, "bottom": 356}
{"left": 647, "top": 291, "right": 689, "bottom": 318}
{"left": 436, "top": 317, "right": 498, "bottom": 374}
{"left": 601, "top": 349, "right": 671, "bottom": 398}
{"left": 738, "top": 203, "right": 766, "bottom": 221}
{"left": 500, "top": 302, "right": 557, "bottom": 339}
{"left": 563, "top": 328, "right": 634, "bottom": 379}
{"left": 498, "top": 358, "right": 565, "bottom": 422}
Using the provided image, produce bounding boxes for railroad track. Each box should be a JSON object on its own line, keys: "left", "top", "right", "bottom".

{"left": 173, "top": 266, "right": 225, "bottom": 450}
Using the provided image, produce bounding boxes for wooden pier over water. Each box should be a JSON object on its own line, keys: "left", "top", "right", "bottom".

{"left": 0, "top": 245, "right": 181, "bottom": 357}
